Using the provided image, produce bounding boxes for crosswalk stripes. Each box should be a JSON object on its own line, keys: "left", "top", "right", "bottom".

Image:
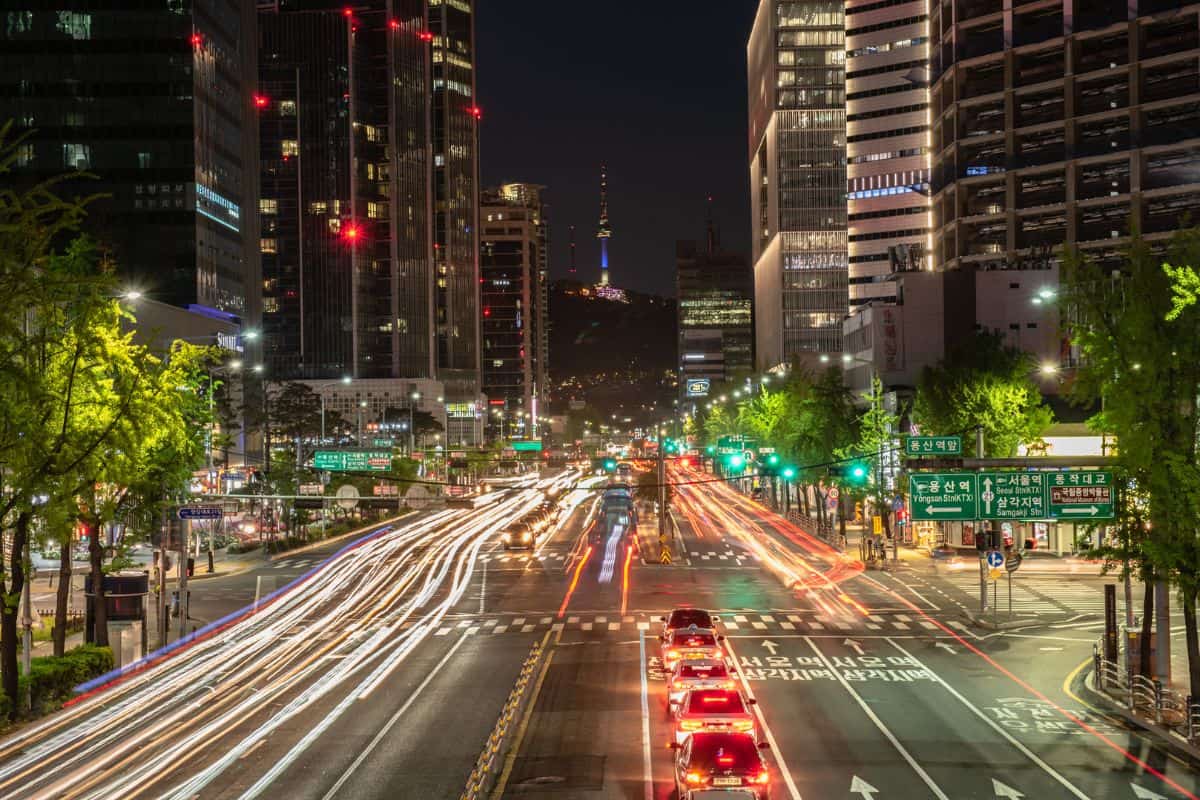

{"left": 689, "top": 550, "right": 760, "bottom": 565}
{"left": 476, "top": 552, "right": 569, "bottom": 564}
{"left": 426, "top": 609, "right": 944, "bottom": 638}
{"left": 942, "top": 574, "right": 1106, "bottom": 614}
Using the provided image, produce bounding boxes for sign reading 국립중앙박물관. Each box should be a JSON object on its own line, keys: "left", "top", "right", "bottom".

{"left": 1047, "top": 470, "right": 1114, "bottom": 519}
{"left": 908, "top": 473, "right": 978, "bottom": 520}
{"left": 313, "top": 450, "right": 392, "bottom": 472}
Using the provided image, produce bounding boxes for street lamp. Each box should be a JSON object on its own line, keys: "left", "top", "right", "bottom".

{"left": 316, "top": 376, "right": 353, "bottom": 444}
{"left": 408, "top": 391, "right": 420, "bottom": 455}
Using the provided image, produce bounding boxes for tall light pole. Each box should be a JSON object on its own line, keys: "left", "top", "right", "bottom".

{"left": 408, "top": 391, "right": 420, "bottom": 455}
{"left": 317, "top": 376, "right": 353, "bottom": 445}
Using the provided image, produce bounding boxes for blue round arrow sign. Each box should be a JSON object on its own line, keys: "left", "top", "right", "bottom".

{"left": 986, "top": 550, "right": 1004, "bottom": 568}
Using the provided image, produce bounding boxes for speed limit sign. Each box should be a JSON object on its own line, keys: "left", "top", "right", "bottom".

{"left": 828, "top": 487, "right": 840, "bottom": 500}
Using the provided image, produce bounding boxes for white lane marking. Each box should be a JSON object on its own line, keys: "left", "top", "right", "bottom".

{"left": 723, "top": 637, "right": 803, "bottom": 800}
{"left": 479, "top": 561, "right": 487, "bottom": 614}
{"left": 805, "top": 637, "right": 949, "bottom": 800}
{"left": 638, "top": 631, "right": 654, "bottom": 800}
{"left": 885, "top": 638, "right": 1090, "bottom": 799}
{"left": 319, "top": 633, "right": 470, "bottom": 800}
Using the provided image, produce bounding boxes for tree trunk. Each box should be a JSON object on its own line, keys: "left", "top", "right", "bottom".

{"left": 53, "top": 538, "right": 71, "bottom": 657}
{"left": 802, "top": 486, "right": 811, "bottom": 517}
{"left": 1139, "top": 577, "right": 1154, "bottom": 678}
{"left": 1182, "top": 583, "right": 1200, "bottom": 700}
{"left": 2, "top": 511, "right": 31, "bottom": 720}
{"left": 88, "top": 519, "right": 108, "bottom": 648}
{"left": 837, "top": 493, "right": 847, "bottom": 542}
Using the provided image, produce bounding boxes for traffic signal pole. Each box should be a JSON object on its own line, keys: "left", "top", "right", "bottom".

{"left": 977, "top": 426, "right": 988, "bottom": 614}
{"left": 657, "top": 427, "right": 667, "bottom": 540}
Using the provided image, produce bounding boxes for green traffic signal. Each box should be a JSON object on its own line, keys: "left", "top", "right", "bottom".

{"left": 706, "top": 445, "right": 716, "bottom": 455}
{"left": 728, "top": 455, "right": 745, "bottom": 469}
{"left": 782, "top": 467, "right": 796, "bottom": 480}
{"left": 849, "top": 462, "right": 868, "bottom": 482}
{"left": 767, "top": 453, "right": 780, "bottom": 466}
{"left": 604, "top": 459, "right": 617, "bottom": 472}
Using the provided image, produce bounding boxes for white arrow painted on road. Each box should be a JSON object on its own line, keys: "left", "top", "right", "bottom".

{"left": 993, "top": 779, "right": 1025, "bottom": 798}
{"left": 1062, "top": 506, "right": 1100, "bottom": 515}
{"left": 844, "top": 638, "right": 864, "bottom": 656}
{"left": 925, "top": 506, "right": 963, "bottom": 515}
{"left": 936, "top": 643, "right": 956, "bottom": 655}
{"left": 850, "top": 775, "right": 879, "bottom": 798}
{"left": 1131, "top": 785, "right": 1168, "bottom": 800}
{"left": 761, "top": 640, "right": 780, "bottom": 656}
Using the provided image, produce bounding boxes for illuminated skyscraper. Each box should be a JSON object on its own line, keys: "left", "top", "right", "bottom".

{"left": 597, "top": 165, "right": 612, "bottom": 286}
{"left": 747, "top": 0, "right": 848, "bottom": 369}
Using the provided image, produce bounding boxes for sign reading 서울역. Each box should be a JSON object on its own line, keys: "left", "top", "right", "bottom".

{"left": 313, "top": 450, "right": 392, "bottom": 472}
{"left": 904, "top": 436, "right": 963, "bottom": 456}
{"left": 909, "top": 473, "right": 978, "bottom": 520}
{"left": 978, "top": 471, "right": 1046, "bottom": 520}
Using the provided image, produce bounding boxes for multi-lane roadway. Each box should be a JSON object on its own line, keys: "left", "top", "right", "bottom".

{"left": 0, "top": 465, "right": 1196, "bottom": 799}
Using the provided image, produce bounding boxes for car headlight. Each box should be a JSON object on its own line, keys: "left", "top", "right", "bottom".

{"left": 522, "top": 532, "right": 532, "bottom": 541}
{"left": 501, "top": 533, "right": 511, "bottom": 542}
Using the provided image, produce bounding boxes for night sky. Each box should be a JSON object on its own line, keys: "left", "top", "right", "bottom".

{"left": 475, "top": 2, "right": 760, "bottom": 298}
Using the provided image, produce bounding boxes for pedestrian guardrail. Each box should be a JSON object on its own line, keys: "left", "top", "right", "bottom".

{"left": 460, "top": 636, "right": 547, "bottom": 800}
{"left": 1093, "top": 640, "right": 1198, "bottom": 744}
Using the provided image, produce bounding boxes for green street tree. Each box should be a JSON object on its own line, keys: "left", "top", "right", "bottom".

{"left": 1064, "top": 228, "right": 1200, "bottom": 694}
{"left": 838, "top": 375, "right": 900, "bottom": 539}
{"left": 913, "top": 331, "right": 1053, "bottom": 457}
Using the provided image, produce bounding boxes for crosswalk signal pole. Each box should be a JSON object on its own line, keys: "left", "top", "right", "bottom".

{"left": 977, "top": 426, "right": 988, "bottom": 614}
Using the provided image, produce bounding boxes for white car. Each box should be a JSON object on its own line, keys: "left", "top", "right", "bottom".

{"left": 668, "top": 659, "right": 738, "bottom": 709}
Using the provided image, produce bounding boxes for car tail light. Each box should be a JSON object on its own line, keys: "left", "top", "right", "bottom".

{"left": 680, "top": 720, "right": 704, "bottom": 731}
{"left": 674, "top": 680, "right": 691, "bottom": 690}
{"left": 701, "top": 695, "right": 727, "bottom": 704}
{"left": 667, "top": 650, "right": 680, "bottom": 660}
{"left": 754, "top": 770, "right": 769, "bottom": 784}
{"left": 733, "top": 720, "right": 754, "bottom": 731}
{"left": 722, "top": 680, "right": 737, "bottom": 690}
{"left": 712, "top": 648, "right": 724, "bottom": 659}
{"left": 685, "top": 771, "right": 704, "bottom": 785}
{"left": 717, "top": 756, "right": 735, "bottom": 765}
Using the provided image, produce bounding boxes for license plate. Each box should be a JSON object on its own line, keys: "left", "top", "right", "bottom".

{"left": 684, "top": 651, "right": 708, "bottom": 659}
{"left": 713, "top": 777, "right": 741, "bottom": 786}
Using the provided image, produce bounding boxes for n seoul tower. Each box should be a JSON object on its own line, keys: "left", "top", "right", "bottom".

{"left": 597, "top": 165, "right": 612, "bottom": 286}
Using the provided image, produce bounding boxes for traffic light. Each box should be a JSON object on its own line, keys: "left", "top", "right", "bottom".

{"left": 603, "top": 458, "right": 617, "bottom": 472}
{"left": 829, "top": 460, "right": 869, "bottom": 484}
{"left": 781, "top": 467, "right": 796, "bottom": 480}
{"left": 766, "top": 453, "right": 780, "bottom": 467}
{"left": 705, "top": 445, "right": 716, "bottom": 455}
{"left": 728, "top": 454, "right": 745, "bottom": 469}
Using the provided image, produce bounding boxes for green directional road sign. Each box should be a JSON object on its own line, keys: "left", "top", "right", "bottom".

{"left": 313, "top": 450, "right": 392, "bottom": 472}
{"left": 1047, "top": 470, "right": 1114, "bottom": 520}
{"left": 510, "top": 440, "right": 543, "bottom": 452}
{"left": 904, "top": 435, "right": 963, "bottom": 456}
{"left": 372, "top": 438, "right": 395, "bottom": 448}
{"left": 909, "top": 473, "right": 978, "bottom": 520}
{"left": 978, "top": 471, "right": 1048, "bottom": 520}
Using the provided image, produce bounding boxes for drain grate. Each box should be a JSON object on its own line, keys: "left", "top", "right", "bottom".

{"left": 508, "top": 754, "right": 605, "bottom": 791}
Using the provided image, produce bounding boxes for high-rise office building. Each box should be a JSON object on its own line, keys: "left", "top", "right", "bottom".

{"left": 747, "top": 0, "right": 848, "bottom": 370}
{"left": 0, "top": 2, "right": 261, "bottom": 318}
{"left": 676, "top": 217, "right": 753, "bottom": 389}
{"left": 845, "top": 0, "right": 931, "bottom": 306}
{"left": 430, "top": 0, "right": 481, "bottom": 384}
{"left": 929, "top": 0, "right": 1200, "bottom": 336}
{"left": 258, "top": 1, "right": 432, "bottom": 381}
{"left": 480, "top": 183, "right": 550, "bottom": 438}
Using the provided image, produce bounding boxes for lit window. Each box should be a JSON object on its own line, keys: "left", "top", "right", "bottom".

{"left": 263, "top": 297, "right": 279, "bottom": 313}
{"left": 259, "top": 199, "right": 278, "bottom": 214}
{"left": 260, "top": 238, "right": 277, "bottom": 254}
{"left": 308, "top": 202, "right": 327, "bottom": 215}
{"left": 279, "top": 100, "right": 296, "bottom": 116}
{"left": 367, "top": 201, "right": 387, "bottom": 219}
{"left": 281, "top": 140, "right": 299, "bottom": 157}
{"left": 63, "top": 143, "right": 90, "bottom": 169}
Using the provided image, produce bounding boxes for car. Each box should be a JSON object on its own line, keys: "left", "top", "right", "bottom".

{"left": 500, "top": 522, "right": 535, "bottom": 549}
{"left": 668, "top": 659, "right": 738, "bottom": 709}
{"left": 662, "top": 607, "right": 719, "bottom": 635}
{"left": 661, "top": 625, "right": 725, "bottom": 672}
{"left": 682, "top": 791, "right": 760, "bottom": 800}
{"left": 672, "top": 688, "right": 757, "bottom": 743}
{"left": 671, "top": 732, "right": 770, "bottom": 800}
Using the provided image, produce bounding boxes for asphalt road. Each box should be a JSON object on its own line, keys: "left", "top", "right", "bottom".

{"left": 1, "top": 465, "right": 1197, "bottom": 800}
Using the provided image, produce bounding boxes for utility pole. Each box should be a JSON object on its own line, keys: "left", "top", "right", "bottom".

{"left": 976, "top": 425, "right": 988, "bottom": 613}
{"left": 657, "top": 424, "right": 667, "bottom": 540}
{"left": 178, "top": 519, "right": 190, "bottom": 641}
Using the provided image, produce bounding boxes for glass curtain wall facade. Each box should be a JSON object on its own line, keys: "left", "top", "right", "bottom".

{"left": 480, "top": 184, "right": 548, "bottom": 438}
{"left": 748, "top": 0, "right": 848, "bottom": 368}
{"left": 258, "top": 0, "right": 432, "bottom": 380}
{"left": 676, "top": 239, "right": 753, "bottom": 386}
{"left": 846, "top": 0, "right": 931, "bottom": 306}
{"left": 430, "top": 0, "right": 480, "bottom": 382}
{"left": 0, "top": 1, "right": 260, "bottom": 317}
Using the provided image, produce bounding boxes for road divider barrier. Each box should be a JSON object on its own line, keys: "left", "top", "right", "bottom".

{"left": 460, "top": 635, "right": 548, "bottom": 800}
{"left": 1092, "top": 639, "right": 1200, "bottom": 747}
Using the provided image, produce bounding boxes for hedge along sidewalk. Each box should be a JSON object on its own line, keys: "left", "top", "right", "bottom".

{"left": 0, "top": 644, "right": 114, "bottom": 723}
